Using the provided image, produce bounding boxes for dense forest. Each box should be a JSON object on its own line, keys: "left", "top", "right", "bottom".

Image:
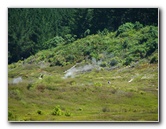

{"left": 8, "top": 8, "right": 158, "bottom": 64}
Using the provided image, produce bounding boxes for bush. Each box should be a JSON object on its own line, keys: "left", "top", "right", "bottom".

{"left": 102, "top": 107, "right": 110, "bottom": 112}
{"left": 9, "top": 89, "right": 22, "bottom": 100}
{"left": 100, "top": 61, "right": 107, "bottom": 67}
{"left": 145, "top": 39, "right": 158, "bottom": 57}
{"left": 84, "top": 29, "right": 90, "bottom": 37}
{"left": 134, "top": 21, "right": 143, "bottom": 30}
{"left": 78, "top": 108, "right": 83, "bottom": 111}
{"left": 65, "top": 111, "right": 72, "bottom": 117}
{"left": 27, "top": 83, "right": 33, "bottom": 90}
{"left": 94, "top": 82, "right": 102, "bottom": 87}
{"left": 110, "top": 57, "right": 119, "bottom": 66}
{"left": 37, "top": 110, "right": 42, "bottom": 115}
{"left": 8, "top": 111, "right": 15, "bottom": 120}
{"left": 36, "top": 85, "right": 45, "bottom": 92}
{"left": 52, "top": 105, "right": 63, "bottom": 116}
{"left": 123, "top": 56, "right": 134, "bottom": 66}
{"left": 116, "top": 22, "right": 134, "bottom": 36}
{"left": 66, "top": 54, "right": 75, "bottom": 62}
{"left": 64, "top": 34, "right": 76, "bottom": 44}
{"left": 43, "top": 36, "right": 64, "bottom": 49}
{"left": 150, "top": 53, "right": 158, "bottom": 63}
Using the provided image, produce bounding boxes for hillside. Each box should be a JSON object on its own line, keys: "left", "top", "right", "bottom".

{"left": 8, "top": 22, "right": 158, "bottom": 121}
{"left": 9, "top": 22, "right": 158, "bottom": 69}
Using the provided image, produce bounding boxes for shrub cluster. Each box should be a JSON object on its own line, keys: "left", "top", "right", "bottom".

{"left": 9, "top": 22, "right": 158, "bottom": 68}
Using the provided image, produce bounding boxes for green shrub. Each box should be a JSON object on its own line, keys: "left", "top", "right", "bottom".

{"left": 37, "top": 110, "right": 42, "bottom": 115}
{"left": 100, "top": 61, "right": 107, "bottom": 67}
{"left": 123, "top": 56, "right": 134, "bottom": 66}
{"left": 8, "top": 111, "right": 15, "bottom": 120}
{"left": 110, "top": 57, "right": 119, "bottom": 66}
{"left": 27, "top": 83, "right": 33, "bottom": 90}
{"left": 66, "top": 54, "right": 75, "bottom": 62}
{"left": 139, "top": 91, "right": 145, "bottom": 95}
{"left": 102, "top": 107, "right": 110, "bottom": 112}
{"left": 8, "top": 63, "right": 17, "bottom": 69}
{"left": 9, "top": 89, "right": 22, "bottom": 100}
{"left": 145, "top": 39, "right": 158, "bottom": 57}
{"left": 116, "top": 22, "right": 134, "bottom": 36}
{"left": 36, "top": 85, "right": 45, "bottom": 92}
{"left": 46, "top": 85, "right": 56, "bottom": 91}
{"left": 64, "top": 34, "right": 76, "bottom": 44}
{"left": 94, "top": 82, "right": 102, "bottom": 87}
{"left": 43, "top": 36, "right": 64, "bottom": 49}
{"left": 78, "top": 108, "right": 83, "bottom": 111}
{"left": 65, "top": 111, "right": 72, "bottom": 117}
{"left": 150, "top": 54, "right": 158, "bottom": 64}
{"left": 84, "top": 29, "right": 90, "bottom": 37}
{"left": 134, "top": 21, "right": 143, "bottom": 30}
{"left": 52, "top": 105, "right": 63, "bottom": 116}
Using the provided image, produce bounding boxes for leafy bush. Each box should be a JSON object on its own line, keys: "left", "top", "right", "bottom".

{"left": 52, "top": 105, "right": 63, "bottom": 116}
{"left": 66, "top": 54, "right": 76, "bottom": 62}
{"left": 37, "top": 110, "right": 42, "bottom": 115}
{"left": 98, "top": 28, "right": 109, "bottom": 36}
{"left": 123, "top": 55, "right": 134, "bottom": 66}
{"left": 150, "top": 52, "right": 158, "bottom": 63}
{"left": 64, "top": 34, "right": 76, "bottom": 44}
{"left": 36, "top": 85, "right": 45, "bottom": 92}
{"left": 110, "top": 57, "right": 119, "bottom": 66}
{"left": 100, "top": 61, "right": 107, "bottom": 67}
{"left": 8, "top": 111, "right": 16, "bottom": 120}
{"left": 94, "top": 82, "right": 102, "bottom": 87}
{"left": 116, "top": 22, "right": 134, "bottom": 36}
{"left": 43, "top": 36, "right": 64, "bottom": 49}
{"left": 145, "top": 39, "right": 158, "bottom": 57}
{"left": 78, "top": 108, "right": 83, "bottom": 111}
{"left": 102, "top": 107, "right": 110, "bottom": 112}
{"left": 134, "top": 21, "right": 143, "bottom": 30}
{"left": 65, "top": 111, "right": 72, "bottom": 117}
{"left": 84, "top": 29, "right": 90, "bottom": 37}
{"left": 27, "top": 83, "right": 33, "bottom": 90}
{"left": 9, "top": 89, "right": 22, "bottom": 100}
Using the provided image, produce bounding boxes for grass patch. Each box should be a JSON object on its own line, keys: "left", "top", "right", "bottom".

{"left": 8, "top": 63, "right": 158, "bottom": 121}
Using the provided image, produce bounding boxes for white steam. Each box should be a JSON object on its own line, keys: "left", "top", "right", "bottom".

{"left": 63, "top": 58, "right": 102, "bottom": 79}
{"left": 63, "top": 64, "right": 94, "bottom": 78}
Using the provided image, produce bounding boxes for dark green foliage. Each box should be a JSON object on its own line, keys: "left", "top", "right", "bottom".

{"left": 64, "top": 34, "right": 76, "bottom": 44}
{"left": 8, "top": 8, "right": 158, "bottom": 64}
{"left": 110, "top": 57, "right": 119, "bottom": 66}
{"left": 43, "top": 36, "right": 64, "bottom": 49}
{"left": 100, "top": 61, "right": 107, "bottom": 67}
{"left": 65, "top": 111, "right": 72, "bottom": 117}
{"left": 78, "top": 108, "right": 83, "bottom": 111}
{"left": 10, "top": 22, "right": 158, "bottom": 68}
{"left": 8, "top": 111, "right": 15, "bottom": 120}
{"left": 124, "top": 56, "right": 134, "bottom": 66}
{"left": 150, "top": 52, "right": 158, "bottom": 63}
{"left": 102, "top": 107, "right": 110, "bottom": 112}
{"left": 27, "top": 83, "right": 33, "bottom": 90}
{"left": 134, "top": 21, "right": 143, "bottom": 30}
{"left": 37, "top": 110, "right": 42, "bottom": 115}
{"left": 116, "top": 22, "right": 134, "bottom": 36}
